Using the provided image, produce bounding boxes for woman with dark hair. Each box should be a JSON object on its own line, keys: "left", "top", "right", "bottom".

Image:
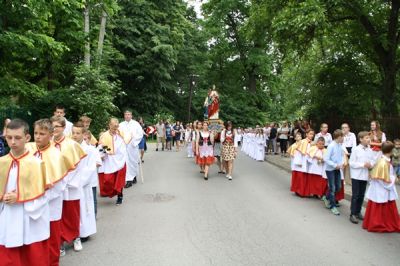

{"left": 221, "top": 121, "right": 237, "bottom": 180}
{"left": 196, "top": 121, "right": 214, "bottom": 180}
{"left": 369, "top": 120, "right": 386, "bottom": 161}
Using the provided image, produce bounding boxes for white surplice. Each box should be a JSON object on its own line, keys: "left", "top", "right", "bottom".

{"left": 98, "top": 133, "right": 127, "bottom": 175}
{"left": 366, "top": 156, "right": 399, "bottom": 203}
{"left": 0, "top": 165, "right": 50, "bottom": 248}
{"left": 120, "top": 120, "right": 143, "bottom": 182}
{"left": 79, "top": 141, "right": 98, "bottom": 238}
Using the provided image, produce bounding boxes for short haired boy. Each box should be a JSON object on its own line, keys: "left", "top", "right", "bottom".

{"left": 391, "top": 139, "right": 400, "bottom": 180}
{"left": 291, "top": 129, "right": 315, "bottom": 196}
{"left": 323, "top": 129, "right": 344, "bottom": 215}
{"left": 50, "top": 116, "right": 87, "bottom": 255}
{"left": 349, "top": 131, "right": 375, "bottom": 224}
{"left": 71, "top": 122, "right": 99, "bottom": 241}
{"left": 306, "top": 137, "right": 327, "bottom": 197}
{"left": 0, "top": 119, "right": 50, "bottom": 266}
{"left": 363, "top": 141, "right": 400, "bottom": 232}
{"left": 30, "top": 119, "right": 71, "bottom": 265}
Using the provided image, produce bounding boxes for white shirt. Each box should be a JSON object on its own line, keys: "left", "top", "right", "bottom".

{"left": 343, "top": 132, "right": 357, "bottom": 149}
{"left": 119, "top": 120, "right": 144, "bottom": 146}
{"left": 0, "top": 164, "right": 50, "bottom": 247}
{"left": 64, "top": 119, "right": 73, "bottom": 136}
{"left": 314, "top": 132, "right": 332, "bottom": 146}
{"left": 349, "top": 145, "right": 375, "bottom": 181}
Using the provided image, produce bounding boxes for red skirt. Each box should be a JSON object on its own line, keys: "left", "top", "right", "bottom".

{"left": 98, "top": 164, "right": 126, "bottom": 198}
{"left": 49, "top": 220, "right": 61, "bottom": 266}
{"left": 308, "top": 174, "right": 327, "bottom": 197}
{"left": 196, "top": 156, "right": 215, "bottom": 166}
{"left": 0, "top": 239, "right": 49, "bottom": 266}
{"left": 363, "top": 200, "right": 400, "bottom": 233}
{"left": 61, "top": 200, "right": 80, "bottom": 243}
{"left": 290, "top": 171, "right": 309, "bottom": 196}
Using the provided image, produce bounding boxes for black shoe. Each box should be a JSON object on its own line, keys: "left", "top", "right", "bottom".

{"left": 162, "top": 148, "right": 164, "bottom": 151}
{"left": 132, "top": 178, "right": 137, "bottom": 184}
{"left": 142, "top": 160, "right": 144, "bottom": 163}
{"left": 349, "top": 215, "right": 359, "bottom": 224}
{"left": 156, "top": 148, "right": 158, "bottom": 151}
{"left": 116, "top": 196, "right": 123, "bottom": 205}
{"left": 124, "top": 181, "right": 132, "bottom": 188}
{"left": 80, "top": 237, "right": 90, "bottom": 243}
{"left": 204, "top": 176, "right": 208, "bottom": 180}
{"left": 356, "top": 213, "right": 364, "bottom": 220}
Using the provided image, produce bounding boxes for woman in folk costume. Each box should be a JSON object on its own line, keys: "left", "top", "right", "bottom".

{"left": 369, "top": 120, "right": 386, "bottom": 162}
{"left": 0, "top": 119, "right": 50, "bottom": 266}
{"left": 185, "top": 124, "right": 194, "bottom": 158}
{"left": 213, "top": 125, "right": 226, "bottom": 174}
{"left": 194, "top": 121, "right": 206, "bottom": 173}
{"left": 363, "top": 141, "right": 400, "bottom": 232}
{"left": 221, "top": 121, "right": 237, "bottom": 180}
{"left": 291, "top": 129, "right": 315, "bottom": 196}
{"left": 254, "top": 129, "right": 265, "bottom": 161}
{"left": 196, "top": 121, "right": 215, "bottom": 180}
{"left": 306, "top": 137, "right": 327, "bottom": 197}
{"left": 98, "top": 118, "right": 127, "bottom": 205}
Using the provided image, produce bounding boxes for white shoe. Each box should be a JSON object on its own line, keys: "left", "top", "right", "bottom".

{"left": 60, "top": 248, "right": 66, "bottom": 257}
{"left": 228, "top": 176, "right": 232, "bottom": 180}
{"left": 73, "top": 238, "right": 83, "bottom": 251}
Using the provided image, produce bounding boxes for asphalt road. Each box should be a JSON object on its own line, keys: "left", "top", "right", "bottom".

{"left": 61, "top": 144, "right": 400, "bottom": 266}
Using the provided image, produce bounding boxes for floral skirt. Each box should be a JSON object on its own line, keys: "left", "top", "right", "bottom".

{"left": 221, "top": 143, "right": 235, "bottom": 161}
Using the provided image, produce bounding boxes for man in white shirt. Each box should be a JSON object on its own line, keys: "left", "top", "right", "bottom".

{"left": 349, "top": 131, "right": 375, "bottom": 224}
{"left": 342, "top": 123, "right": 358, "bottom": 185}
{"left": 341, "top": 123, "right": 357, "bottom": 154}
{"left": 53, "top": 105, "right": 73, "bottom": 136}
{"left": 119, "top": 110, "right": 143, "bottom": 188}
{"left": 155, "top": 120, "right": 166, "bottom": 151}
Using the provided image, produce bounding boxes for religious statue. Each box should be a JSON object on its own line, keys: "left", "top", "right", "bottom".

{"left": 203, "top": 85, "right": 219, "bottom": 120}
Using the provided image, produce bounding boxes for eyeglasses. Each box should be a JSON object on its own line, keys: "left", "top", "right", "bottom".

{"left": 53, "top": 125, "right": 64, "bottom": 128}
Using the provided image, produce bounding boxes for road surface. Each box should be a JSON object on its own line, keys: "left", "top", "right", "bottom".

{"left": 61, "top": 144, "right": 400, "bottom": 266}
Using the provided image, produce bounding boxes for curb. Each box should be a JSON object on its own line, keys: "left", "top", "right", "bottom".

{"left": 265, "top": 158, "right": 355, "bottom": 205}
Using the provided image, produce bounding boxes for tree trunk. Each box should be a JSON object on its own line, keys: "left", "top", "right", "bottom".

{"left": 84, "top": 3, "right": 90, "bottom": 67}
{"left": 381, "top": 62, "right": 398, "bottom": 116}
{"left": 248, "top": 68, "right": 257, "bottom": 92}
{"left": 97, "top": 10, "right": 107, "bottom": 67}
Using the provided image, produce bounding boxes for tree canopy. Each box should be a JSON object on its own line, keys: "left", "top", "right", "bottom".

{"left": 1, "top": 0, "right": 400, "bottom": 133}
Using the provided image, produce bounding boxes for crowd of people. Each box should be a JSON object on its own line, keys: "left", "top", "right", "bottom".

{"left": 287, "top": 121, "right": 400, "bottom": 233}
{"left": 0, "top": 106, "right": 146, "bottom": 266}
{"left": 153, "top": 120, "right": 239, "bottom": 180}
{"left": 231, "top": 120, "right": 400, "bottom": 233}
{"left": 1, "top": 112, "right": 399, "bottom": 266}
